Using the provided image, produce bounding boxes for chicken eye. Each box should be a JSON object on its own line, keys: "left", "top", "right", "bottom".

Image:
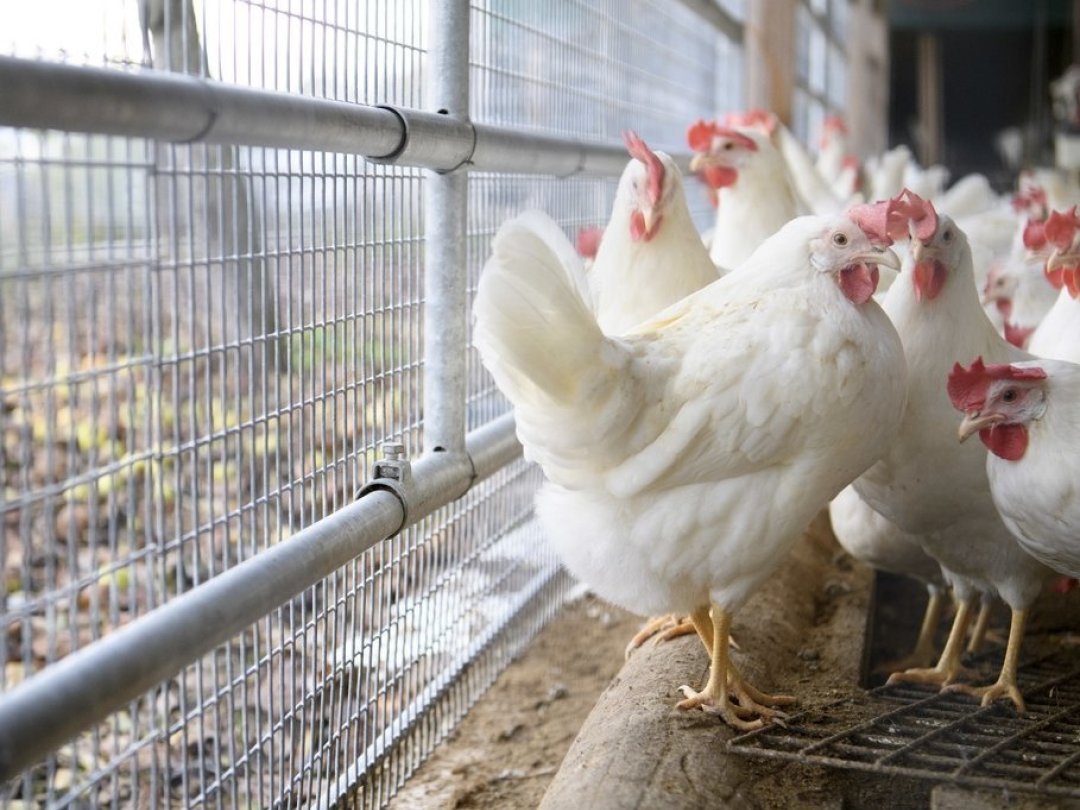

{"left": 1002, "top": 388, "right": 1017, "bottom": 403}
{"left": 943, "top": 229, "right": 954, "bottom": 243}
{"left": 832, "top": 233, "right": 849, "bottom": 247}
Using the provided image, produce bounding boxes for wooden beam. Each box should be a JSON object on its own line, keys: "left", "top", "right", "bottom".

{"left": 917, "top": 32, "right": 944, "bottom": 166}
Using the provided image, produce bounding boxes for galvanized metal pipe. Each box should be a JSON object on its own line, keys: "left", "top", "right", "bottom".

{"left": 0, "top": 417, "right": 522, "bottom": 782}
{"left": 0, "top": 55, "right": 695, "bottom": 176}
{"left": 422, "top": 0, "right": 471, "bottom": 454}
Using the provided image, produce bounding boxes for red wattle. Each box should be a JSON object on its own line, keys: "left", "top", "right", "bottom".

{"left": 1054, "top": 577, "right": 1079, "bottom": 594}
{"left": 1045, "top": 265, "right": 1066, "bottom": 290}
{"left": 980, "top": 423, "right": 1029, "bottom": 461}
{"left": 995, "top": 299, "right": 1013, "bottom": 318}
{"left": 701, "top": 165, "right": 738, "bottom": 189}
{"left": 1003, "top": 322, "right": 1034, "bottom": 348}
{"left": 629, "top": 210, "right": 662, "bottom": 242}
{"left": 913, "top": 259, "right": 946, "bottom": 302}
{"left": 838, "top": 262, "right": 879, "bottom": 306}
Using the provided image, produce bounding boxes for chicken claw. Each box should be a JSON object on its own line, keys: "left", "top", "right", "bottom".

{"left": 946, "top": 608, "right": 1027, "bottom": 714}
{"left": 625, "top": 614, "right": 740, "bottom": 658}
{"left": 624, "top": 614, "right": 695, "bottom": 658}
{"left": 676, "top": 684, "right": 765, "bottom": 731}
{"left": 888, "top": 597, "right": 977, "bottom": 688}
{"left": 943, "top": 678, "right": 1025, "bottom": 713}
{"left": 673, "top": 603, "right": 789, "bottom": 730}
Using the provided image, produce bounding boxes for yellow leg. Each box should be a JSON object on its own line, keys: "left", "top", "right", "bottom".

{"left": 877, "top": 589, "right": 946, "bottom": 672}
{"left": 888, "top": 597, "right": 978, "bottom": 687}
{"left": 946, "top": 609, "right": 1027, "bottom": 713}
{"left": 676, "top": 604, "right": 790, "bottom": 729}
{"left": 966, "top": 599, "right": 993, "bottom": 655}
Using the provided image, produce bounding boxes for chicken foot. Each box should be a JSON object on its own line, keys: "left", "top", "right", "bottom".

{"left": 888, "top": 597, "right": 979, "bottom": 688}
{"left": 876, "top": 588, "right": 946, "bottom": 672}
{"left": 625, "top": 613, "right": 740, "bottom": 659}
{"left": 676, "top": 604, "right": 791, "bottom": 729}
{"left": 624, "top": 614, "right": 698, "bottom": 658}
{"left": 946, "top": 609, "right": 1027, "bottom": 713}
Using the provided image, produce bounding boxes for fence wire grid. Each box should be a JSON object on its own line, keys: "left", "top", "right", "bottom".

{"left": 1, "top": 0, "right": 743, "bottom": 807}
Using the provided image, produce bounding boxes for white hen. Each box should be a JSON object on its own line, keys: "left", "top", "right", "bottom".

{"left": 950, "top": 358, "right": 1080, "bottom": 584}
{"left": 687, "top": 119, "right": 801, "bottom": 273}
{"left": 474, "top": 202, "right": 907, "bottom": 728}
{"left": 588, "top": 132, "right": 718, "bottom": 335}
{"left": 852, "top": 191, "right": 1052, "bottom": 711}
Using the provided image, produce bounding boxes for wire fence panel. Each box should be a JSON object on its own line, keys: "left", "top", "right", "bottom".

{"left": 2, "top": 0, "right": 743, "bottom": 807}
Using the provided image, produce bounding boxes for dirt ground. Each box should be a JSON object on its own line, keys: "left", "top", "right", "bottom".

{"left": 387, "top": 592, "right": 638, "bottom": 809}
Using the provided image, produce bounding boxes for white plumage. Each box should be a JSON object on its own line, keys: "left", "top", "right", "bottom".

{"left": 852, "top": 194, "right": 1051, "bottom": 710}
{"left": 474, "top": 203, "right": 906, "bottom": 726}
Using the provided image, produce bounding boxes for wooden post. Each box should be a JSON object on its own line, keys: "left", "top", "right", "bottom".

{"left": 846, "top": 0, "right": 890, "bottom": 160}
{"left": 745, "top": 0, "right": 797, "bottom": 125}
{"left": 917, "top": 32, "right": 944, "bottom": 166}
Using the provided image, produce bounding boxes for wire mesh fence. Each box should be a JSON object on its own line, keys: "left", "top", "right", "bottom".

{"left": 1, "top": 0, "right": 743, "bottom": 807}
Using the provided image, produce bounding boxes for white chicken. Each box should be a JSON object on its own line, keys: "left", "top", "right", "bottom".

{"left": 1029, "top": 217, "right": 1080, "bottom": 362}
{"left": 687, "top": 118, "right": 802, "bottom": 272}
{"left": 474, "top": 199, "right": 907, "bottom": 728}
{"left": 949, "top": 357, "right": 1080, "bottom": 586}
{"left": 815, "top": 115, "right": 852, "bottom": 189}
{"left": 587, "top": 132, "right": 718, "bottom": 334}
{"left": 771, "top": 119, "right": 846, "bottom": 215}
{"left": 852, "top": 191, "right": 1052, "bottom": 711}
{"left": 585, "top": 132, "right": 720, "bottom": 651}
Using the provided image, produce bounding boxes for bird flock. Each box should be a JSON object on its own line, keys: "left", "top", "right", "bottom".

{"left": 472, "top": 109, "right": 1080, "bottom": 730}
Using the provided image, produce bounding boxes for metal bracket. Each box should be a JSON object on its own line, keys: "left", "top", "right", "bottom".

{"left": 356, "top": 442, "right": 413, "bottom": 534}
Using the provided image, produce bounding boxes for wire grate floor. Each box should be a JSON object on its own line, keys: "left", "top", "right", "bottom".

{"left": 728, "top": 646, "right": 1080, "bottom": 798}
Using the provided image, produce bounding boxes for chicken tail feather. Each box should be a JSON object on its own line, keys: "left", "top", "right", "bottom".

{"left": 474, "top": 210, "right": 606, "bottom": 408}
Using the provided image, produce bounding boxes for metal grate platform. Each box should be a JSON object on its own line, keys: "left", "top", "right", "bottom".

{"left": 728, "top": 647, "right": 1080, "bottom": 798}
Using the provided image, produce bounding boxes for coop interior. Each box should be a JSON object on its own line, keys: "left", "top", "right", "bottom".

{"left": 5, "top": 1, "right": 1080, "bottom": 808}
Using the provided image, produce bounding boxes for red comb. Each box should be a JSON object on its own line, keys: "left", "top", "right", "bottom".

{"left": 686, "top": 120, "right": 758, "bottom": 154}
{"left": 1042, "top": 207, "right": 1080, "bottom": 251}
{"left": 687, "top": 119, "right": 722, "bottom": 152}
{"left": 623, "top": 130, "right": 664, "bottom": 208}
{"left": 724, "top": 109, "right": 777, "bottom": 136}
{"left": 1011, "top": 186, "right": 1047, "bottom": 214}
{"left": 947, "top": 357, "right": 1047, "bottom": 413}
{"left": 1023, "top": 220, "right": 1048, "bottom": 251}
{"left": 846, "top": 191, "right": 911, "bottom": 246}
{"left": 576, "top": 225, "right": 604, "bottom": 260}
{"left": 823, "top": 115, "right": 848, "bottom": 135}
{"left": 896, "top": 188, "right": 938, "bottom": 242}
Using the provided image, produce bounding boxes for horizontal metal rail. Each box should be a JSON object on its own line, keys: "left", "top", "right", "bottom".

{"left": 0, "top": 414, "right": 523, "bottom": 782}
{"left": 0, "top": 56, "right": 695, "bottom": 176}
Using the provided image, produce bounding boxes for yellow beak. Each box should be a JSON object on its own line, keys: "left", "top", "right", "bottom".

{"left": 689, "top": 153, "right": 710, "bottom": 173}
{"left": 1046, "top": 248, "right": 1076, "bottom": 275}
{"left": 958, "top": 411, "right": 1003, "bottom": 442}
{"left": 640, "top": 205, "right": 657, "bottom": 234}
{"left": 856, "top": 248, "right": 901, "bottom": 271}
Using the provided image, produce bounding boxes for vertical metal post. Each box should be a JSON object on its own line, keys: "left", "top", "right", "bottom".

{"left": 423, "top": 0, "right": 470, "bottom": 454}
